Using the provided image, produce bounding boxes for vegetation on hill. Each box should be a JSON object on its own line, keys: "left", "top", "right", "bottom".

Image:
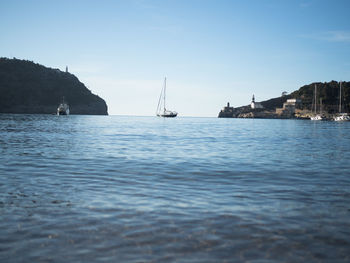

{"left": 260, "top": 94, "right": 292, "bottom": 110}
{"left": 0, "top": 58, "right": 108, "bottom": 115}
{"left": 260, "top": 81, "right": 349, "bottom": 112}
{"left": 290, "top": 81, "right": 349, "bottom": 113}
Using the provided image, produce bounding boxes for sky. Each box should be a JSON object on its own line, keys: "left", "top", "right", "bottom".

{"left": 1, "top": 0, "right": 350, "bottom": 116}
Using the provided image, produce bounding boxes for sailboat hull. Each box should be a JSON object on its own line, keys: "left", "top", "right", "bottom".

{"left": 334, "top": 113, "right": 350, "bottom": 121}
{"left": 158, "top": 112, "right": 178, "bottom": 118}
{"left": 310, "top": 115, "right": 323, "bottom": 121}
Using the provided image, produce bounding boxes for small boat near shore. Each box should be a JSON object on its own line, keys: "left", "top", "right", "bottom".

{"left": 311, "top": 115, "right": 323, "bottom": 121}
{"left": 57, "top": 97, "right": 70, "bottom": 115}
{"left": 334, "top": 113, "right": 350, "bottom": 121}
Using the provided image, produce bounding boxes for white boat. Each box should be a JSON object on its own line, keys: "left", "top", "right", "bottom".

{"left": 311, "top": 114, "right": 323, "bottom": 121}
{"left": 334, "top": 113, "right": 350, "bottom": 121}
{"left": 334, "top": 81, "right": 349, "bottom": 121}
{"left": 310, "top": 84, "right": 323, "bottom": 121}
{"left": 57, "top": 97, "right": 70, "bottom": 115}
{"left": 156, "top": 77, "right": 178, "bottom": 118}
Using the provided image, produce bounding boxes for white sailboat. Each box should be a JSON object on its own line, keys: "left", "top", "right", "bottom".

{"left": 310, "top": 84, "right": 323, "bottom": 120}
{"left": 156, "top": 77, "right": 178, "bottom": 118}
{"left": 334, "top": 81, "right": 350, "bottom": 121}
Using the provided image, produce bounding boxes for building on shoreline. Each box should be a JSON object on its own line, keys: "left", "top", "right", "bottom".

{"left": 223, "top": 102, "right": 234, "bottom": 112}
{"left": 218, "top": 102, "right": 235, "bottom": 117}
{"left": 251, "top": 95, "right": 264, "bottom": 109}
{"left": 276, "top": 99, "right": 302, "bottom": 116}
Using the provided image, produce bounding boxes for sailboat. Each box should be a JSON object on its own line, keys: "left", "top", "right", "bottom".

{"left": 156, "top": 77, "right": 178, "bottom": 118}
{"left": 310, "top": 84, "right": 323, "bottom": 120}
{"left": 334, "top": 81, "right": 350, "bottom": 121}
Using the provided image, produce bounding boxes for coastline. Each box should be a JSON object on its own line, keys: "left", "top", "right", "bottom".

{"left": 219, "top": 109, "right": 345, "bottom": 121}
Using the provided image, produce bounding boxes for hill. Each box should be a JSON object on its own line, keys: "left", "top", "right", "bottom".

{"left": 290, "top": 81, "right": 349, "bottom": 113}
{"left": 0, "top": 58, "right": 108, "bottom": 115}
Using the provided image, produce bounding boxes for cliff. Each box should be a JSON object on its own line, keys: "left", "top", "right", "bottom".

{"left": 219, "top": 81, "right": 349, "bottom": 118}
{"left": 0, "top": 58, "right": 108, "bottom": 115}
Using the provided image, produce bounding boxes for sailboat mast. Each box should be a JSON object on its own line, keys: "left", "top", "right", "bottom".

{"left": 339, "top": 81, "right": 342, "bottom": 113}
{"left": 164, "top": 77, "right": 166, "bottom": 112}
{"left": 314, "top": 84, "right": 317, "bottom": 114}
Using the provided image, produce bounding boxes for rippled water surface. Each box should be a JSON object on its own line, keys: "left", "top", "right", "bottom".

{"left": 1, "top": 114, "right": 350, "bottom": 262}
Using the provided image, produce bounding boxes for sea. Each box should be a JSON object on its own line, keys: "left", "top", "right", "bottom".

{"left": 1, "top": 114, "right": 350, "bottom": 262}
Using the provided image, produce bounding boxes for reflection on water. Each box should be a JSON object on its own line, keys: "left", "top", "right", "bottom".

{"left": 1, "top": 114, "right": 350, "bottom": 262}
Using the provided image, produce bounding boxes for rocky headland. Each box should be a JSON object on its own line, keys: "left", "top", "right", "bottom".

{"left": 0, "top": 58, "right": 108, "bottom": 115}
{"left": 219, "top": 81, "right": 350, "bottom": 119}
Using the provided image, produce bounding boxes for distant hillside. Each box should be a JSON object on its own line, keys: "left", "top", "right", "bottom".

{"left": 0, "top": 58, "right": 108, "bottom": 115}
{"left": 290, "top": 81, "right": 349, "bottom": 113}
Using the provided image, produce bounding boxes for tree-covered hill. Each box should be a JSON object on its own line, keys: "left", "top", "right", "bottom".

{"left": 290, "top": 81, "right": 349, "bottom": 113}
{"left": 260, "top": 94, "right": 292, "bottom": 110}
{"left": 260, "top": 80, "right": 349, "bottom": 112}
{"left": 0, "top": 58, "right": 108, "bottom": 115}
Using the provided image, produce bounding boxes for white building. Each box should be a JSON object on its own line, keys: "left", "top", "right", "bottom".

{"left": 251, "top": 95, "right": 264, "bottom": 109}
{"left": 276, "top": 98, "right": 302, "bottom": 116}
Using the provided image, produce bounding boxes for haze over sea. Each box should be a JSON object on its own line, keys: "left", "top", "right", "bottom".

{"left": 1, "top": 114, "right": 350, "bottom": 262}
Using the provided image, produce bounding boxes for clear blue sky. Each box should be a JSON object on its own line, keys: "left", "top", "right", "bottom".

{"left": 1, "top": 0, "right": 350, "bottom": 116}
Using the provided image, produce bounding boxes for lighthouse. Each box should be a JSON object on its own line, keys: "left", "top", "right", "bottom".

{"left": 251, "top": 94, "right": 263, "bottom": 109}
